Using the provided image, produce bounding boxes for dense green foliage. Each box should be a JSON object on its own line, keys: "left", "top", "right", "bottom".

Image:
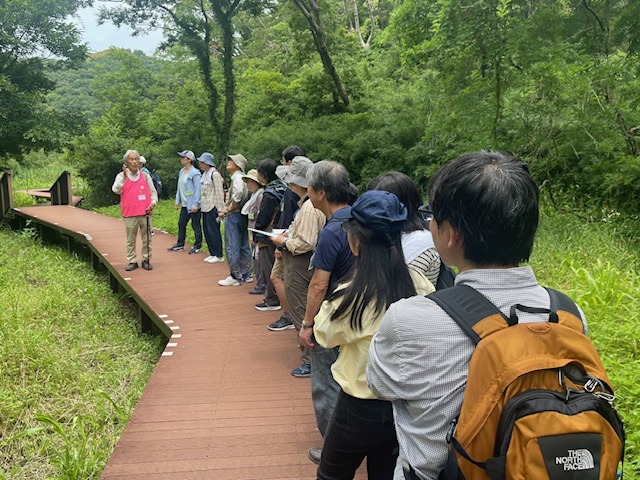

{"left": 0, "top": 227, "right": 163, "bottom": 479}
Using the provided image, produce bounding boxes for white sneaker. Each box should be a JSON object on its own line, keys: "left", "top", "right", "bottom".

{"left": 206, "top": 256, "right": 224, "bottom": 264}
{"left": 218, "top": 275, "right": 241, "bottom": 286}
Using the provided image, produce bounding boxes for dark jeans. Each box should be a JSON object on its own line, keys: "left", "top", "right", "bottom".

{"left": 177, "top": 207, "right": 202, "bottom": 249}
{"left": 202, "top": 208, "right": 222, "bottom": 257}
{"left": 317, "top": 390, "right": 398, "bottom": 480}
{"left": 224, "top": 212, "right": 251, "bottom": 280}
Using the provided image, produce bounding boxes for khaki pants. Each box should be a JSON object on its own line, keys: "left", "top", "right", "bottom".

{"left": 123, "top": 215, "right": 152, "bottom": 263}
{"left": 283, "top": 250, "right": 314, "bottom": 364}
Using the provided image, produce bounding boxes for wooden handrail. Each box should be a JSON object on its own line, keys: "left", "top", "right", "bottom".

{"left": 0, "top": 171, "right": 14, "bottom": 221}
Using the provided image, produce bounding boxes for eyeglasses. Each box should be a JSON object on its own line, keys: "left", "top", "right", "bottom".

{"left": 418, "top": 205, "right": 433, "bottom": 222}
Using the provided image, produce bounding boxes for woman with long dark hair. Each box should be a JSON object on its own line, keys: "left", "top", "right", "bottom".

{"left": 313, "top": 190, "right": 434, "bottom": 480}
{"left": 368, "top": 171, "right": 441, "bottom": 286}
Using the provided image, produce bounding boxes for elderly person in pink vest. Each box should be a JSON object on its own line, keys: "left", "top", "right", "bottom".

{"left": 112, "top": 149, "right": 158, "bottom": 271}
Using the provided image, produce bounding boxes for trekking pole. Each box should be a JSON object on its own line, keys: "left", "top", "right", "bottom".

{"left": 146, "top": 210, "right": 151, "bottom": 263}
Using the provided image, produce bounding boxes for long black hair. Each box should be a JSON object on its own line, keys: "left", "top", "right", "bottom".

{"left": 329, "top": 220, "right": 417, "bottom": 331}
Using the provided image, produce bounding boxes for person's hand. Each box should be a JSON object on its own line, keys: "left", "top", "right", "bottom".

{"left": 299, "top": 326, "right": 315, "bottom": 348}
{"left": 122, "top": 164, "right": 127, "bottom": 173}
{"left": 272, "top": 234, "right": 286, "bottom": 247}
{"left": 218, "top": 210, "right": 225, "bottom": 218}
{"left": 191, "top": 207, "right": 198, "bottom": 213}
{"left": 274, "top": 249, "right": 283, "bottom": 260}
{"left": 174, "top": 203, "right": 180, "bottom": 210}
{"left": 146, "top": 203, "right": 155, "bottom": 212}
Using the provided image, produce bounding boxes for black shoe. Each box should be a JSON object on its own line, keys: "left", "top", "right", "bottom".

{"left": 125, "top": 262, "right": 138, "bottom": 271}
{"left": 167, "top": 244, "right": 184, "bottom": 251}
{"left": 141, "top": 260, "right": 153, "bottom": 271}
{"left": 267, "top": 317, "right": 294, "bottom": 331}
{"left": 188, "top": 247, "right": 201, "bottom": 254}
{"left": 308, "top": 447, "right": 322, "bottom": 465}
{"left": 248, "top": 287, "right": 266, "bottom": 295}
{"left": 255, "top": 301, "right": 282, "bottom": 312}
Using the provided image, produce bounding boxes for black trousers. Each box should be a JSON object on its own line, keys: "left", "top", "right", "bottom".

{"left": 317, "top": 389, "right": 398, "bottom": 480}
{"left": 177, "top": 207, "right": 202, "bottom": 249}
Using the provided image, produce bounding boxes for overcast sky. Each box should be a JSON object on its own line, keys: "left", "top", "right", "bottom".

{"left": 74, "top": 1, "right": 163, "bottom": 56}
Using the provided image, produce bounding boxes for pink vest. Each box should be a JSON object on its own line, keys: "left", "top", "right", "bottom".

{"left": 121, "top": 173, "right": 152, "bottom": 217}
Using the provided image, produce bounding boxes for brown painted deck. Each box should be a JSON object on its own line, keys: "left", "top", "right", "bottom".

{"left": 16, "top": 189, "right": 84, "bottom": 206}
{"left": 12, "top": 205, "right": 367, "bottom": 480}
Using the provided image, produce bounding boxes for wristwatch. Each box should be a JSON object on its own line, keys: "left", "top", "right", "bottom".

{"left": 302, "top": 321, "right": 314, "bottom": 329}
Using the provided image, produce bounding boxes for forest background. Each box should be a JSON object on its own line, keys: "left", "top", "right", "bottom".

{"left": 2, "top": 0, "right": 640, "bottom": 478}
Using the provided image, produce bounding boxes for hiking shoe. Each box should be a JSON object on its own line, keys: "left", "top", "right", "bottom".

{"left": 188, "top": 247, "right": 201, "bottom": 254}
{"left": 242, "top": 274, "right": 254, "bottom": 283}
{"left": 255, "top": 301, "right": 281, "bottom": 312}
{"left": 267, "top": 317, "right": 294, "bottom": 331}
{"left": 291, "top": 363, "right": 311, "bottom": 377}
{"left": 248, "top": 287, "right": 266, "bottom": 295}
{"left": 125, "top": 262, "right": 138, "bottom": 271}
{"left": 167, "top": 244, "right": 184, "bottom": 251}
{"left": 141, "top": 260, "right": 153, "bottom": 271}
{"left": 218, "top": 275, "right": 241, "bottom": 286}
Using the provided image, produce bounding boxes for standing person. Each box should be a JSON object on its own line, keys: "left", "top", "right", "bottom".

{"left": 167, "top": 150, "right": 203, "bottom": 254}
{"left": 218, "top": 154, "right": 251, "bottom": 286}
{"left": 368, "top": 172, "right": 441, "bottom": 286}
{"left": 298, "top": 160, "right": 356, "bottom": 464}
{"left": 198, "top": 152, "right": 225, "bottom": 263}
{"left": 111, "top": 149, "right": 157, "bottom": 271}
{"left": 314, "top": 190, "right": 434, "bottom": 480}
{"left": 366, "top": 151, "right": 582, "bottom": 480}
{"left": 268, "top": 145, "right": 305, "bottom": 331}
{"left": 253, "top": 159, "right": 287, "bottom": 311}
{"left": 272, "top": 156, "right": 326, "bottom": 375}
{"left": 242, "top": 169, "right": 266, "bottom": 295}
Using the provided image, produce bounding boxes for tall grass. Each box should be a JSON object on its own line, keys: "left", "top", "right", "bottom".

{"left": 531, "top": 205, "right": 640, "bottom": 475}
{"left": 0, "top": 227, "right": 163, "bottom": 479}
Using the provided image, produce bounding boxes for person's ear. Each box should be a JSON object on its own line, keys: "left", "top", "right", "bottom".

{"left": 447, "top": 224, "right": 463, "bottom": 250}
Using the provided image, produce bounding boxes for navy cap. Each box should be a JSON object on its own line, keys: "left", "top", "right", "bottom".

{"left": 347, "top": 190, "right": 407, "bottom": 234}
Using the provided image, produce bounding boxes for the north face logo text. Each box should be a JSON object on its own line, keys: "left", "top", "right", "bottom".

{"left": 555, "top": 449, "right": 595, "bottom": 471}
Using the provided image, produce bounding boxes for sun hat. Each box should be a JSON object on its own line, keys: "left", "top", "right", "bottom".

{"left": 177, "top": 150, "right": 195, "bottom": 161}
{"left": 283, "top": 156, "right": 313, "bottom": 187}
{"left": 227, "top": 153, "right": 248, "bottom": 172}
{"left": 242, "top": 169, "right": 263, "bottom": 186}
{"left": 139, "top": 156, "right": 147, "bottom": 165}
{"left": 197, "top": 152, "right": 215, "bottom": 167}
{"left": 346, "top": 190, "right": 407, "bottom": 234}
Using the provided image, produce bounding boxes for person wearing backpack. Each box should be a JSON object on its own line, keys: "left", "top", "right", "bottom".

{"left": 167, "top": 150, "right": 202, "bottom": 254}
{"left": 367, "top": 151, "right": 624, "bottom": 480}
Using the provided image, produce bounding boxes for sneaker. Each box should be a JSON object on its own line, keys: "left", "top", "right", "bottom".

{"left": 267, "top": 317, "right": 294, "bottom": 331}
{"left": 255, "top": 301, "right": 281, "bottom": 312}
{"left": 308, "top": 447, "right": 322, "bottom": 465}
{"left": 248, "top": 287, "right": 266, "bottom": 295}
{"left": 291, "top": 363, "right": 311, "bottom": 377}
{"left": 141, "top": 260, "right": 153, "bottom": 271}
{"left": 125, "top": 262, "right": 138, "bottom": 271}
{"left": 218, "top": 275, "right": 241, "bottom": 286}
{"left": 242, "top": 274, "right": 254, "bottom": 283}
{"left": 205, "top": 255, "right": 224, "bottom": 263}
{"left": 188, "top": 247, "right": 201, "bottom": 254}
{"left": 167, "top": 244, "right": 184, "bottom": 251}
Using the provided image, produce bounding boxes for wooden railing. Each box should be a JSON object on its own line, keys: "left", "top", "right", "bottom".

{"left": 0, "top": 171, "right": 13, "bottom": 221}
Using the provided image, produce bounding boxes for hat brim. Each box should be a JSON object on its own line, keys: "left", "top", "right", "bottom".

{"left": 287, "top": 174, "right": 308, "bottom": 188}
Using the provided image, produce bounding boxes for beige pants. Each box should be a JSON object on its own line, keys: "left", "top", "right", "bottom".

{"left": 123, "top": 215, "right": 152, "bottom": 263}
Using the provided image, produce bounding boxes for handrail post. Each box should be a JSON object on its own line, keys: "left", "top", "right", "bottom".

{"left": 0, "top": 170, "right": 14, "bottom": 221}
{"left": 50, "top": 171, "right": 72, "bottom": 206}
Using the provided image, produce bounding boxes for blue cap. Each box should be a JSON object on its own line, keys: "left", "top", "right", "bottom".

{"left": 197, "top": 152, "right": 215, "bottom": 167}
{"left": 347, "top": 190, "right": 407, "bottom": 234}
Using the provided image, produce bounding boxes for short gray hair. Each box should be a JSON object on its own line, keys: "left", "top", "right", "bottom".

{"left": 307, "top": 160, "right": 351, "bottom": 204}
{"left": 123, "top": 150, "right": 140, "bottom": 162}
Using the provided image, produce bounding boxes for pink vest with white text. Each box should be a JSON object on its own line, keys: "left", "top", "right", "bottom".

{"left": 121, "top": 173, "right": 151, "bottom": 217}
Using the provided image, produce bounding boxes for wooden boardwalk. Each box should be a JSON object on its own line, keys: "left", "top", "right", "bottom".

{"left": 12, "top": 205, "right": 367, "bottom": 479}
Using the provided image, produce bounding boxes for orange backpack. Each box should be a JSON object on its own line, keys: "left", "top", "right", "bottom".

{"left": 425, "top": 285, "right": 625, "bottom": 480}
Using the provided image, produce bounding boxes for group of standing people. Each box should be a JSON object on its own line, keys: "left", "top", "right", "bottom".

{"left": 113, "top": 147, "right": 582, "bottom": 480}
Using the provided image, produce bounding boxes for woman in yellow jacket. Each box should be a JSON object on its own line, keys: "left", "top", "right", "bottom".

{"left": 313, "top": 190, "right": 434, "bottom": 480}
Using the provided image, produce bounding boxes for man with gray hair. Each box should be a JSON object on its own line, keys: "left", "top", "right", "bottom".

{"left": 112, "top": 149, "right": 158, "bottom": 271}
{"left": 298, "top": 160, "right": 356, "bottom": 464}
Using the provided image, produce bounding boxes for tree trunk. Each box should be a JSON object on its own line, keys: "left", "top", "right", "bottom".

{"left": 292, "top": 0, "right": 350, "bottom": 110}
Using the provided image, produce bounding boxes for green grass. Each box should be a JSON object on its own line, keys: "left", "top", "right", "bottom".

{"left": 531, "top": 206, "right": 640, "bottom": 475}
{"left": 0, "top": 227, "right": 163, "bottom": 479}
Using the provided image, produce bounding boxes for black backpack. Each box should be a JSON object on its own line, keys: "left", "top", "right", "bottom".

{"left": 149, "top": 170, "right": 162, "bottom": 197}
{"left": 436, "top": 261, "right": 456, "bottom": 290}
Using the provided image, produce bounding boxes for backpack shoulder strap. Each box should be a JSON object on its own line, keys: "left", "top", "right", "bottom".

{"left": 428, "top": 285, "right": 509, "bottom": 345}
{"left": 545, "top": 287, "right": 585, "bottom": 334}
